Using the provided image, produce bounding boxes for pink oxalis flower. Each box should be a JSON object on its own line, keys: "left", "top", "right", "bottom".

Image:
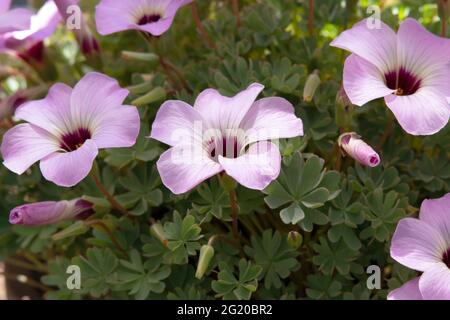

{"left": 338, "top": 132, "right": 380, "bottom": 167}
{"left": 10, "top": 198, "right": 93, "bottom": 226}
{"left": 331, "top": 18, "right": 450, "bottom": 136}
{"left": 95, "top": 0, "right": 193, "bottom": 37}
{"left": 389, "top": 193, "right": 450, "bottom": 300}
{"left": 1, "top": 72, "right": 140, "bottom": 187}
{"left": 0, "top": 1, "right": 61, "bottom": 57}
{"left": 150, "top": 83, "right": 304, "bottom": 194}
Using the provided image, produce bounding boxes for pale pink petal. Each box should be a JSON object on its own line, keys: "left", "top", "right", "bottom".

{"left": 218, "top": 141, "right": 281, "bottom": 190}
{"left": 419, "top": 263, "right": 450, "bottom": 300}
{"left": 384, "top": 88, "right": 450, "bottom": 135}
{"left": 397, "top": 18, "right": 450, "bottom": 77}
{"left": 387, "top": 277, "right": 423, "bottom": 300}
{"left": 419, "top": 193, "right": 450, "bottom": 246}
{"left": 0, "top": 8, "right": 32, "bottom": 33}
{"left": 240, "top": 97, "right": 303, "bottom": 145}
{"left": 70, "top": 72, "right": 129, "bottom": 131}
{"left": 39, "top": 139, "right": 98, "bottom": 187}
{"left": 194, "top": 83, "right": 264, "bottom": 130}
{"left": 14, "top": 83, "right": 73, "bottom": 136}
{"left": 150, "top": 100, "right": 203, "bottom": 147}
{"left": 390, "top": 218, "right": 447, "bottom": 272}
{"left": 0, "top": 0, "right": 11, "bottom": 14}
{"left": 91, "top": 105, "right": 140, "bottom": 149}
{"left": 136, "top": 16, "right": 175, "bottom": 36}
{"left": 1, "top": 124, "right": 59, "bottom": 175}
{"left": 156, "top": 144, "right": 222, "bottom": 194}
{"left": 330, "top": 18, "right": 397, "bottom": 73}
{"left": 95, "top": 0, "right": 138, "bottom": 35}
{"left": 11, "top": 1, "right": 61, "bottom": 43}
{"left": 342, "top": 54, "right": 394, "bottom": 106}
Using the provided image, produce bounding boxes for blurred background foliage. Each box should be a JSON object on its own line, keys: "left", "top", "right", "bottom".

{"left": 0, "top": 0, "right": 448, "bottom": 300}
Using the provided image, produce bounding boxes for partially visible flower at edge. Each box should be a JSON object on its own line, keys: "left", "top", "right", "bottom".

{"left": 0, "top": 85, "right": 47, "bottom": 120}
{"left": 150, "top": 83, "right": 304, "bottom": 194}
{"left": 0, "top": 1, "right": 61, "bottom": 63}
{"left": 331, "top": 18, "right": 450, "bottom": 136}
{"left": 9, "top": 198, "right": 93, "bottom": 225}
{"left": 54, "top": 0, "right": 100, "bottom": 56}
{"left": 338, "top": 132, "right": 380, "bottom": 167}
{"left": 0, "top": 0, "right": 32, "bottom": 34}
{"left": 389, "top": 193, "right": 450, "bottom": 300}
{"left": 95, "top": 0, "right": 193, "bottom": 37}
{"left": 0, "top": 72, "right": 140, "bottom": 187}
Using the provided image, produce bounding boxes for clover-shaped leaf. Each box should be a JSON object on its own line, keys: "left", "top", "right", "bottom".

{"left": 244, "top": 230, "right": 300, "bottom": 289}
{"left": 212, "top": 259, "right": 262, "bottom": 300}
{"left": 263, "top": 152, "right": 340, "bottom": 231}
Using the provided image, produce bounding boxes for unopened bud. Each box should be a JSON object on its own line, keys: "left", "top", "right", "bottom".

{"left": 338, "top": 132, "right": 380, "bottom": 167}
{"left": 52, "top": 221, "right": 89, "bottom": 241}
{"left": 150, "top": 222, "right": 168, "bottom": 246}
{"left": 132, "top": 87, "right": 166, "bottom": 106}
{"left": 195, "top": 244, "right": 215, "bottom": 279}
{"left": 335, "top": 86, "right": 353, "bottom": 129}
{"left": 287, "top": 231, "right": 303, "bottom": 249}
{"left": 122, "top": 51, "right": 159, "bottom": 63}
{"left": 303, "top": 70, "right": 320, "bottom": 102}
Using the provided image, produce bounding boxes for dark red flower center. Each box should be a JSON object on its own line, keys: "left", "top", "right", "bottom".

{"left": 443, "top": 248, "right": 450, "bottom": 269}
{"left": 60, "top": 128, "right": 91, "bottom": 152}
{"left": 137, "top": 14, "right": 162, "bottom": 25}
{"left": 385, "top": 67, "right": 421, "bottom": 96}
{"left": 207, "top": 136, "right": 241, "bottom": 160}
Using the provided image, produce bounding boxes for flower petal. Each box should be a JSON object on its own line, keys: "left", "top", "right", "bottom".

{"left": 150, "top": 100, "right": 203, "bottom": 147}
{"left": 419, "top": 193, "right": 450, "bottom": 247}
{"left": 0, "top": 8, "right": 32, "bottom": 33}
{"left": 419, "top": 262, "right": 450, "bottom": 300}
{"left": 387, "top": 277, "right": 423, "bottom": 300}
{"left": 95, "top": 0, "right": 139, "bottom": 35}
{"left": 136, "top": 17, "right": 175, "bottom": 36}
{"left": 15, "top": 83, "right": 73, "bottom": 136}
{"left": 0, "top": 0, "right": 11, "bottom": 14}
{"left": 330, "top": 18, "right": 397, "bottom": 73}
{"left": 342, "top": 54, "right": 394, "bottom": 106}
{"left": 70, "top": 72, "right": 129, "bottom": 131}
{"left": 384, "top": 88, "right": 450, "bottom": 135}
{"left": 1, "top": 123, "right": 59, "bottom": 175}
{"left": 397, "top": 18, "right": 450, "bottom": 77}
{"left": 218, "top": 141, "right": 281, "bottom": 190}
{"left": 194, "top": 83, "right": 264, "bottom": 130}
{"left": 240, "top": 97, "right": 303, "bottom": 145}
{"left": 39, "top": 139, "right": 98, "bottom": 187}
{"left": 10, "top": 1, "right": 61, "bottom": 43}
{"left": 156, "top": 144, "right": 222, "bottom": 194}
{"left": 91, "top": 105, "right": 140, "bottom": 149}
{"left": 390, "top": 218, "right": 447, "bottom": 272}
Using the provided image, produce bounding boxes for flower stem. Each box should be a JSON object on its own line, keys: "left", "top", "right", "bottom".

{"left": 231, "top": 0, "right": 241, "bottom": 27}
{"left": 91, "top": 171, "right": 129, "bottom": 216}
{"left": 442, "top": 15, "right": 447, "bottom": 37}
{"left": 308, "top": 0, "right": 315, "bottom": 36}
{"left": 85, "top": 219, "right": 128, "bottom": 257}
{"left": 377, "top": 113, "right": 394, "bottom": 150}
{"left": 228, "top": 189, "right": 239, "bottom": 240}
{"left": 191, "top": 3, "right": 217, "bottom": 50}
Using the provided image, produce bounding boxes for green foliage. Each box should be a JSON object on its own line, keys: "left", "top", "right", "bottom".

{"left": 0, "top": 0, "right": 446, "bottom": 301}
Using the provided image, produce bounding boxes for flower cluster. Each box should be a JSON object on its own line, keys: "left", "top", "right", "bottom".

{"left": 0, "top": 0, "right": 449, "bottom": 301}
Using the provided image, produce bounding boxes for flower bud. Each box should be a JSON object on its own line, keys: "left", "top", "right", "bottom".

{"left": 338, "top": 132, "right": 380, "bottom": 167}
{"left": 132, "top": 87, "right": 166, "bottom": 106}
{"left": 303, "top": 70, "right": 321, "bottom": 102}
{"left": 52, "top": 221, "right": 89, "bottom": 241}
{"left": 287, "top": 231, "right": 303, "bottom": 249}
{"left": 9, "top": 198, "right": 93, "bottom": 226}
{"left": 335, "top": 86, "right": 353, "bottom": 129}
{"left": 195, "top": 244, "right": 215, "bottom": 279}
{"left": 121, "top": 51, "right": 159, "bottom": 63}
{"left": 150, "top": 222, "right": 168, "bottom": 246}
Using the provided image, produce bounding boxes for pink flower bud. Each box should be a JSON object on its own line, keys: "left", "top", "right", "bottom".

{"left": 338, "top": 132, "right": 380, "bottom": 167}
{"left": 9, "top": 199, "right": 93, "bottom": 226}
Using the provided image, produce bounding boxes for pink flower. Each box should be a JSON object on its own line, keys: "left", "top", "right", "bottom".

{"left": 0, "top": 1, "right": 61, "bottom": 55}
{"left": 95, "top": 0, "right": 193, "bottom": 37}
{"left": 10, "top": 198, "right": 93, "bottom": 225}
{"left": 0, "top": 0, "right": 32, "bottom": 34}
{"left": 1, "top": 72, "right": 140, "bottom": 187}
{"left": 150, "top": 83, "right": 304, "bottom": 194}
{"left": 389, "top": 193, "right": 450, "bottom": 300}
{"left": 331, "top": 18, "right": 450, "bottom": 136}
{"left": 338, "top": 132, "right": 380, "bottom": 167}
{"left": 54, "top": 0, "right": 100, "bottom": 56}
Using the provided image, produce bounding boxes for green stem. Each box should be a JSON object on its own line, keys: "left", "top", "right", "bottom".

{"left": 228, "top": 189, "right": 240, "bottom": 240}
